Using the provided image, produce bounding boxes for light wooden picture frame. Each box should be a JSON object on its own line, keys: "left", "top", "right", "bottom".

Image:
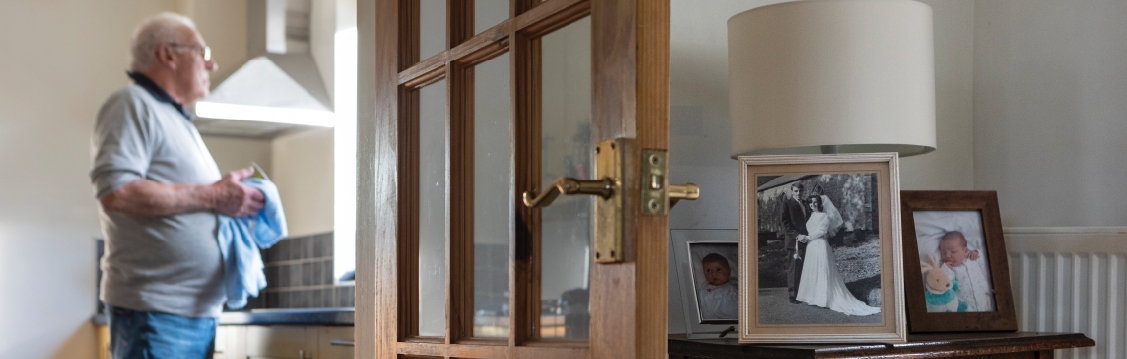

{"left": 738, "top": 153, "right": 906, "bottom": 344}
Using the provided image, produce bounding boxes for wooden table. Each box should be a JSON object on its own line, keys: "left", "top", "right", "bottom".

{"left": 669, "top": 332, "right": 1094, "bottom": 358}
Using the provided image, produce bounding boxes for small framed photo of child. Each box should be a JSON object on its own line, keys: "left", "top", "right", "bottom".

{"left": 900, "top": 191, "right": 1018, "bottom": 332}
{"left": 689, "top": 241, "right": 739, "bottom": 323}
{"left": 671, "top": 229, "right": 740, "bottom": 338}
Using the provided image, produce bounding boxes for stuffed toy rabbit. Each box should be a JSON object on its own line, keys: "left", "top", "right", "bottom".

{"left": 921, "top": 254, "right": 967, "bottom": 312}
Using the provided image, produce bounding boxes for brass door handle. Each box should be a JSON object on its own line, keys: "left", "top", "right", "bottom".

{"left": 522, "top": 177, "right": 615, "bottom": 208}
{"left": 520, "top": 139, "right": 702, "bottom": 264}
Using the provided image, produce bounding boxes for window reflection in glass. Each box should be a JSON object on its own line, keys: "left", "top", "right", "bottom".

{"left": 420, "top": 0, "right": 446, "bottom": 61}
{"left": 475, "top": 0, "right": 508, "bottom": 34}
{"left": 538, "top": 16, "right": 592, "bottom": 340}
{"left": 419, "top": 79, "right": 447, "bottom": 337}
{"left": 473, "top": 53, "right": 512, "bottom": 338}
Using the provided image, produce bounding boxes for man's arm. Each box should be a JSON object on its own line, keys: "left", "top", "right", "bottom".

{"left": 101, "top": 167, "right": 265, "bottom": 217}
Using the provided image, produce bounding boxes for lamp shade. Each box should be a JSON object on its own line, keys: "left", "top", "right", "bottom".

{"left": 728, "top": 0, "right": 936, "bottom": 158}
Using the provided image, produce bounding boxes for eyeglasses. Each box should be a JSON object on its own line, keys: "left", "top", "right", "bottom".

{"left": 169, "top": 43, "right": 211, "bottom": 61}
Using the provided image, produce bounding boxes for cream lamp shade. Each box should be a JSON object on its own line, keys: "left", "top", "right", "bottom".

{"left": 728, "top": 0, "right": 937, "bottom": 158}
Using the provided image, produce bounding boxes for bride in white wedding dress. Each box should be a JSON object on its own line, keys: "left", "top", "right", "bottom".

{"left": 795, "top": 194, "right": 881, "bottom": 316}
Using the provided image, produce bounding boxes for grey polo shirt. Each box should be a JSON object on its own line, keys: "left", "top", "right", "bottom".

{"left": 91, "top": 74, "right": 225, "bottom": 318}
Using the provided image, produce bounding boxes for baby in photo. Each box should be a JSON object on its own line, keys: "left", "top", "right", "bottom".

{"left": 698, "top": 253, "right": 738, "bottom": 319}
{"left": 938, "top": 231, "right": 996, "bottom": 312}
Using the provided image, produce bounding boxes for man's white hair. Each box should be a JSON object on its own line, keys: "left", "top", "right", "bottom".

{"left": 130, "top": 12, "right": 198, "bottom": 72}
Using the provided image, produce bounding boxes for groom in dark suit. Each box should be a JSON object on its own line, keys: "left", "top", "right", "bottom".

{"left": 781, "top": 182, "right": 809, "bottom": 303}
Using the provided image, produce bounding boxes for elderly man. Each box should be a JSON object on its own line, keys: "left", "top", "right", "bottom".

{"left": 91, "top": 12, "right": 263, "bottom": 358}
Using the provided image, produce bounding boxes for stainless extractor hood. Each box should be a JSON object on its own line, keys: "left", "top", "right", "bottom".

{"left": 193, "top": 0, "right": 333, "bottom": 139}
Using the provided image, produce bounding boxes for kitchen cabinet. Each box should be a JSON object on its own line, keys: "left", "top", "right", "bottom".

{"left": 212, "top": 325, "right": 244, "bottom": 359}
{"left": 220, "top": 325, "right": 354, "bottom": 359}
{"left": 96, "top": 324, "right": 110, "bottom": 359}
{"left": 245, "top": 326, "right": 318, "bottom": 358}
{"left": 315, "top": 327, "right": 356, "bottom": 359}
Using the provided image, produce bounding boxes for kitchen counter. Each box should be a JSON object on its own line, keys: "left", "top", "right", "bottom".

{"left": 91, "top": 307, "right": 354, "bottom": 326}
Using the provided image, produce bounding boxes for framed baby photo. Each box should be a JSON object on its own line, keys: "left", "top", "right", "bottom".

{"left": 738, "top": 153, "right": 906, "bottom": 344}
{"left": 900, "top": 191, "right": 1018, "bottom": 333}
{"left": 671, "top": 229, "right": 740, "bottom": 339}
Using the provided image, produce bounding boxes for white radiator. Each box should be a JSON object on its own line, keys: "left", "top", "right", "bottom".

{"left": 1006, "top": 227, "right": 1127, "bottom": 359}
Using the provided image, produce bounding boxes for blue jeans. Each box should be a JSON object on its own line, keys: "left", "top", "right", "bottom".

{"left": 106, "top": 305, "right": 217, "bottom": 359}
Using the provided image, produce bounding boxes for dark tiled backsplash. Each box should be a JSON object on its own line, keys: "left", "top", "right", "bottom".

{"left": 238, "top": 232, "right": 355, "bottom": 310}
{"left": 262, "top": 231, "right": 334, "bottom": 262}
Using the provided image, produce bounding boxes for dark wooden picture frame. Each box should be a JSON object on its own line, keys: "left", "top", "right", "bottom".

{"left": 900, "top": 191, "right": 1018, "bottom": 333}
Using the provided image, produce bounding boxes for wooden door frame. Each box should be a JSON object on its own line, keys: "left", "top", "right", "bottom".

{"left": 356, "top": 0, "right": 669, "bottom": 357}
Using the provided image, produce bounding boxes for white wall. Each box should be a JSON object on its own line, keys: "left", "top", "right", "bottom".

{"left": 665, "top": 0, "right": 977, "bottom": 333}
{"left": 271, "top": 128, "right": 335, "bottom": 237}
{"left": 668, "top": 0, "right": 760, "bottom": 232}
{"left": 0, "top": 1, "right": 245, "bottom": 357}
{"left": 192, "top": 0, "right": 248, "bottom": 86}
{"left": 902, "top": 0, "right": 976, "bottom": 191}
{"left": 201, "top": 135, "right": 273, "bottom": 174}
{"left": 973, "top": 0, "right": 1127, "bottom": 228}
{"left": 311, "top": 0, "right": 337, "bottom": 102}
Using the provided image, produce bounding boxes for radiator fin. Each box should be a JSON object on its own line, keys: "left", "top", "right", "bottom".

{"left": 1011, "top": 251, "right": 1127, "bottom": 358}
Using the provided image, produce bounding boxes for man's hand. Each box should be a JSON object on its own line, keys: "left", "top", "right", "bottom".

{"left": 797, "top": 235, "right": 808, "bottom": 243}
{"left": 209, "top": 167, "right": 265, "bottom": 217}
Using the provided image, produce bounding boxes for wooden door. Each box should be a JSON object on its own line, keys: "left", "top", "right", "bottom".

{"left": 356, "top": 0, "right": 670, "bottom": 358}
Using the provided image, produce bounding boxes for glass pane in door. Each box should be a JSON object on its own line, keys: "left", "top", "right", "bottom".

{"left": 419, "top": 79, "right": 447, "bottom": 337}
{"left": 474, "top": 0, "right": 508, "bottom": 34}
{"left": 539, "top": 16, "right": 591, "bottom": 340}
{"left": 473, "top": 53, "right": 512, "bottom": 337}
{"left": 420, "top": 0, "right": 446, "bottom": 61}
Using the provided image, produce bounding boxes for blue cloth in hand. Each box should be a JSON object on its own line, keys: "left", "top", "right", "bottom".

{"left": 217, "top": 178, "right": 287, "bottom": 309}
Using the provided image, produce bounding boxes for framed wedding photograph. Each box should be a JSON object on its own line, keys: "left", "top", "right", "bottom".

{"left": 671, "top": 229, "right": 740, "bottom": 338}
{"left": 900, "top": 191, "right": 1018, "bottom": 333}
{"left": 738, "top": 153, "right": 906, "bottom": 344}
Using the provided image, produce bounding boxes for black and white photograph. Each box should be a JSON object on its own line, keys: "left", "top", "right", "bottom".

{"left": 739, "top": 154, "right": 905, "bottom": 344}
{"left": 687, "top": 242, "right": 739, "bottom": 323}
{"left": 912, "top": 211, "right": 996, "bottom": 313}
{"left": 755, "top": 174, "right": 883, "bottom": 325}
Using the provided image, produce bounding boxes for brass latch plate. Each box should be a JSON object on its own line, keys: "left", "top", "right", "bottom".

{"left": 594, "top": 138, "right": 628, "bottom": 264}
{"left": 642, "top": 150, "right": 668, "bottom": 216}
{"left": 641, "top": 149, "right": 699, "bottom": 216}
